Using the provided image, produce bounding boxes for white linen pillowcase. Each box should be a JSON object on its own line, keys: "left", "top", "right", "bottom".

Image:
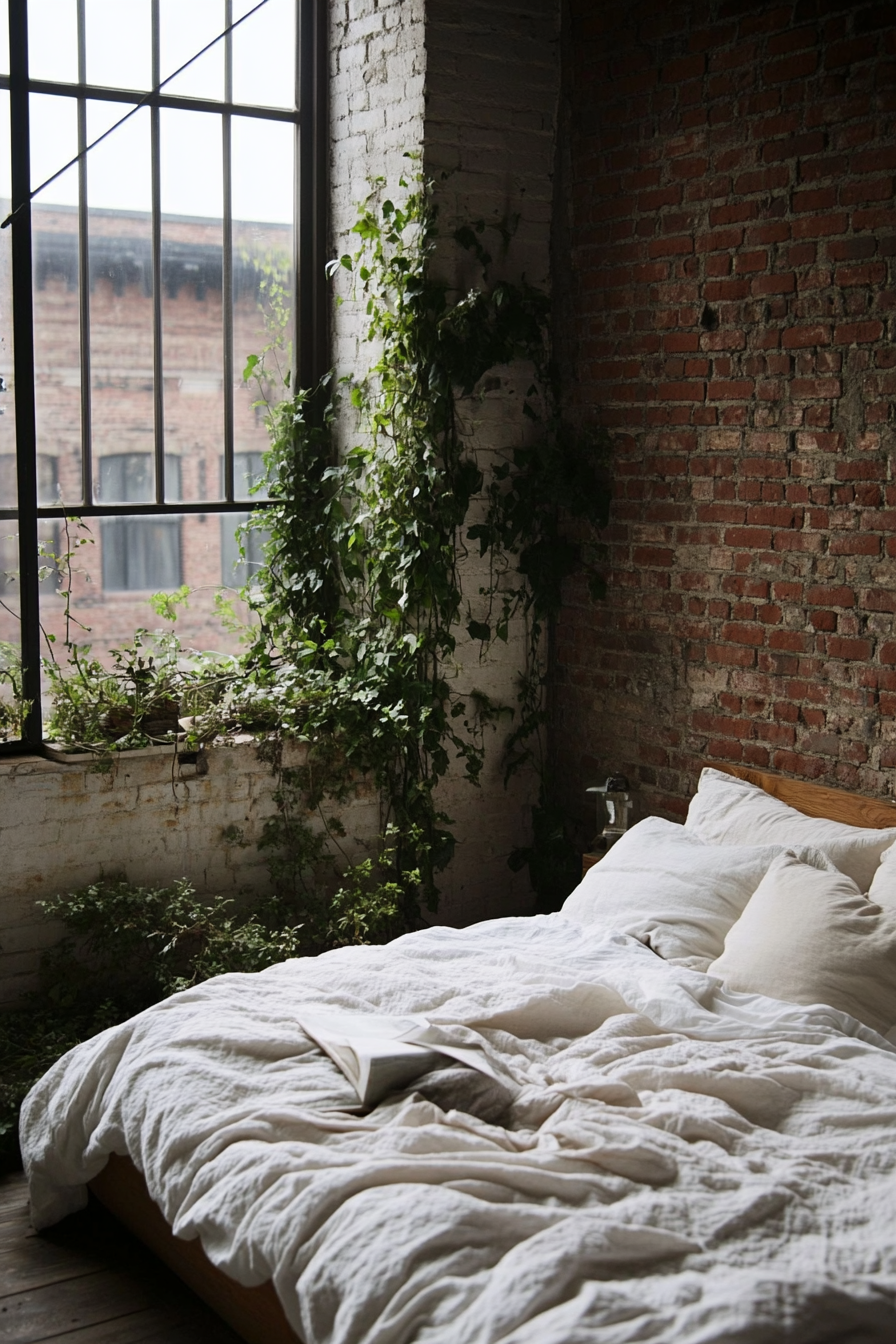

{"left": 685, "top": 767, "right": 896, "bottom": 892}
{"left": 868, "top": 838, "right": 896, "bottom": 908}
{"left": 708, "top": 852, "right": 896, "bottom": 1036}
{"left": 561, "top": 816, "right": 835, "bottom": 969}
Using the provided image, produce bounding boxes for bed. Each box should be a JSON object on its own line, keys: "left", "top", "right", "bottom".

{"left": 20, "top": 762, "right": 896, "bottom": 1343}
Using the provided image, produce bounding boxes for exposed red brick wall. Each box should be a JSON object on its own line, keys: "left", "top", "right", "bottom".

{"left": 553, "top": 0, "right": 896, "bottom": 830}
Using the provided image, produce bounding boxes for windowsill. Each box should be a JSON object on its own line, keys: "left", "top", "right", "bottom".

{"left": 0, "top": 733, "right": 312, "bottom": 778}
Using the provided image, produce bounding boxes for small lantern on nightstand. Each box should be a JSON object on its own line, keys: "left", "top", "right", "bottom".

{"left": 586, "top": 774, "right": 633, "bottom": 853}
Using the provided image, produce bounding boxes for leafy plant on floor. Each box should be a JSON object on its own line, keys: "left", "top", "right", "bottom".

{"left": 37, "top": 877, "right": 305, "bottom": 1010}
{"left": 0, "top": 838, "right": 415, "bottom": 1173}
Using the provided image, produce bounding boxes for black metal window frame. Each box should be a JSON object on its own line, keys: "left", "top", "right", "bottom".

{"left": 1, "top": 0, "right": 328, "bottom": 754}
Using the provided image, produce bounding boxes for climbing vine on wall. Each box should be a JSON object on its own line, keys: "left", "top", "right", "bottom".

{"left": 235, "top": 169, "right": 612, "bottom": 919}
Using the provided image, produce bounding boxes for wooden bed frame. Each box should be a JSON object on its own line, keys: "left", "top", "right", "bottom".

{"left": 86, "top": 763, "right": 896, "bottom": 1344}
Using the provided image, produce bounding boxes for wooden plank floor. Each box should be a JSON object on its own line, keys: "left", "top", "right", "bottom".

{"left": 0, "top": 1171, "right": 244, "bottom": 1343}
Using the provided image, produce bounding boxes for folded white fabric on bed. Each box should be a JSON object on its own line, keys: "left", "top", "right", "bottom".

{"left": 560, "top": 816, "right": 833, "bottom": 967}
{"left": 685, "top": 767, "right": 896, "bottom": 890}
{"left": 708, "top": 852, "right": 896, "bottom": 1034}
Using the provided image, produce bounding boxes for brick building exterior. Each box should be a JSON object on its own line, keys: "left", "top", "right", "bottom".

{"left": 1, "top": 202, "right": 290, "bottom": 659}
{"left": 553, "top": 0, "right": 896, "bottom": 834}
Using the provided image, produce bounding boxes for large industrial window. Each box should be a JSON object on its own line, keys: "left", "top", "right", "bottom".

{"left": 0, "top": 0, "right": 326, "bottom": 751}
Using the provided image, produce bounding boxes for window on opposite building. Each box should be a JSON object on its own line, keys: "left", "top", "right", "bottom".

{"left": 99, "top": 453, "right": 182, "bottom": 591}
{"left": 220, "top": 449, "right": 269, "bottom": 588}
{"left": 0, "top": 0, "right": 327, "bottom": 751}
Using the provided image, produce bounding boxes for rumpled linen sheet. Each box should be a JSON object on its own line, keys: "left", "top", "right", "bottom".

{"left": 22, "top": 916, "right": 896, "bottom": 1343}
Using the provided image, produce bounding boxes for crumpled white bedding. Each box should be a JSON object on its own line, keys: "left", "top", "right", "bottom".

{"left": 21, "top": 915, "right": 896, "bottom": 1343}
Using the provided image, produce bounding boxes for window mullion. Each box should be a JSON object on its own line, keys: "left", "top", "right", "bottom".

{"left": 8, "top": 0, "right": 42, "bottom": 747}
{"left": 76, "top": 0, "right": 92, "bottom": 508}
{"left": 297, "top": 0, "right": 326, "bottom": 391}
{"left": 150, "top": 0, "right": 164, "bottom": 507}
{"left": 222, "top": 0, "right": 234, "bottom": 505}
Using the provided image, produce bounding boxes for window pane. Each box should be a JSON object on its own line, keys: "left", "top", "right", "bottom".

{"left": 0, "top": 493, "right": 16, "bottom": 603}
{"left": 221, "top": 452, "right": 269, "bottom": 588}
{"left": 28, "top": 0, "right": 78, "bottom": 84}
{"left": 31, "top": 95, "right": 83, "bottom": 506}
{"left": 221, "top": 511, "right": 269, "bottom": 589}
{"left": 29, "top": 92, "right": 79, "bottom": 207}
{"left": 86, "top": 100, "right": 151, "bottom": 213}
{"left": 0, "top": 523, "right": 22, "bottom": 742}
{"left": 101, "top": 515, "right": 182, "bottom": 591}
{"left": 87, "top": 103, "right": 154, "bottom": 496}
{"left": 39, "top": 511, "right": 249, "bottom": 676}
{"left": 161, "top": 109, "right": 224, "bottom": 506}
{"left": 0, "top": 455, "right": 14, "bottom": 512}
{"left": 85, "top": 0, "right": 152, "bottom": 92}
{"left": 0, "top": 93, "right": 17, "bottom": 508}
{"left": 233, "top": 0, "right": 295, "bottom": 109}
{"left": 232, "top": 115, "right": 293, "bottom": 475}
{"left": 0, "top": 87, "right": 16, "bottom": 735}
{"left": 98, "top": 453, "right": 150, "bottom": 504}
{"left": 160, "top": 0, "right": 225, "bottom": 102}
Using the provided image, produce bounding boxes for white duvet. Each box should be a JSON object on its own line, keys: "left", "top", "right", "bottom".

{"left": 21, "top": 915, "right": 896, "bottom": 1343}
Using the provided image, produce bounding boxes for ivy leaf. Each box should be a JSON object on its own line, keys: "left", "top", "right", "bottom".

{"left": 466, "top": 523, "right": 490, "bottom": 557}
{"left": 466, "top": 620, "right": 491, "bottom": 642}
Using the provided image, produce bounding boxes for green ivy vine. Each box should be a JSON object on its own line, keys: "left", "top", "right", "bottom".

{"left": 236, "top": 169, "right": 612, "bottom": 919}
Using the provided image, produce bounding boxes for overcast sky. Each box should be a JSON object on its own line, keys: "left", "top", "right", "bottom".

{"left": 0, "top": 0, "right": 294, "bottom": 222}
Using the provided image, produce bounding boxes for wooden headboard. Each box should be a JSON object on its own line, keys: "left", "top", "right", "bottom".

{"left": 714, "top": 763, "right": 896, "bottom": 831}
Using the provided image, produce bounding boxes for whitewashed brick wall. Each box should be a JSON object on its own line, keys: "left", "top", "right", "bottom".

{"left": 0, "top": 743, "right": 380, "bottom": 1006}
{"left": 422, "top": 0, "right": 561, "bottom": 924}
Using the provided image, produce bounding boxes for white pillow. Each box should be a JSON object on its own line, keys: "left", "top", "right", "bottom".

{"left": 708, "top": 852, "right": 896, "bottom": 1036}
{"left": 686, "top": 767, "right": 896, "bottom": 892}
{"left": 869, "top": 840, "right": 896, "bottom": 908}
{"left": 561, "top": 816, "right": 834, "bottom": 968}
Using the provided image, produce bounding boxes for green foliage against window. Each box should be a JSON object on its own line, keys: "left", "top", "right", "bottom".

{"left": 237, "top": 170, "right": 612, "bottom": 918}
{"left": 0, "top": 642, "right": 27, "bottom": 742}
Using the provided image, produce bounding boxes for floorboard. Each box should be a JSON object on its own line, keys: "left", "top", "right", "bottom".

{"left": 0, "top": 1173, "right": 244, "bottom": 1344}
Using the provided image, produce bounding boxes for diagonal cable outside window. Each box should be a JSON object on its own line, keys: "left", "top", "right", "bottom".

{"left": 1, "top": 0, "right": 272, "bottom": 229}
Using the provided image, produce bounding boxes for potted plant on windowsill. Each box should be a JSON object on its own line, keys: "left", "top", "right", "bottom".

{"left": 42, "top": 628, "right": 239, "bottom": 764}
